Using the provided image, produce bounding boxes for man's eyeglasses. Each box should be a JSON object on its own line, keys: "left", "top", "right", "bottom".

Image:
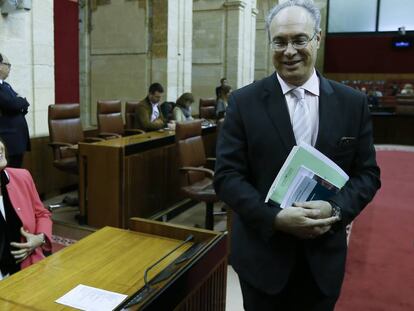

{"left": 0, "top": 62, "right": 11, "bottom": 68}
{"left": 270, "top": 32, "right": 317, "bottom": 51}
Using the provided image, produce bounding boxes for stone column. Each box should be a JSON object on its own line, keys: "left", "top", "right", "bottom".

{"left": 255, "top": 0, "right": 278, "bottom": 80}
{"left": 149, "top": 0, "right": 193, "bottom": 101}
{"left": 166, "top": 0, "right": 193, "bottom": 101}
{"left": 0, "top": 0, "right": 54, "bottom": 136}
{"left": 89, "top": 0, "right": 192, "bottom": 120}
{"left": 224, "top": 0, "right": 257, "bottom": 89}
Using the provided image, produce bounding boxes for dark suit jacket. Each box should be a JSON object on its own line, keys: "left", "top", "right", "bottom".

{"left": 0, "top": 82, "right": 30, "bottom": 155}
{"left": 214, "top": 72, "right": 381, "bottom": 297}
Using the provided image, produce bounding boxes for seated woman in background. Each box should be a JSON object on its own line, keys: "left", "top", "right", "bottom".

{"left": 216, "top": 85, "right": 232, "bottom": 119}
{"left": 0, "top": 139, "right": 52, "bottom": 280}
{"left": 173, "top": 93, "right": 194, "bottom": 122}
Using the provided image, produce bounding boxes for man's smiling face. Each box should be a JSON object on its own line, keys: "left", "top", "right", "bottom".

{"left": 269, "top": 6, "right": 320, "bottom": 86}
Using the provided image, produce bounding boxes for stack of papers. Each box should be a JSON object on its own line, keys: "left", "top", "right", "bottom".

{"left": 265, "top": 142, "right": 349, "bottom": 208}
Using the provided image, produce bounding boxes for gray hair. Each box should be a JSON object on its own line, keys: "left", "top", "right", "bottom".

{"left": 265, "top": 0, "right": 321, "bottom": 41}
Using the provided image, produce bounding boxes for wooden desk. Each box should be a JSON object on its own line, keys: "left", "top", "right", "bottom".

{"left": 0, "top": 218, "right": 227, "bottom": 310}
{"left": 79, "top": 126, "right": 217, "bottom": 228}
{"left": 371, "top": 113, "right": 414, "bottom": 145}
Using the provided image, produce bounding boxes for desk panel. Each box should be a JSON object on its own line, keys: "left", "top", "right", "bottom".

{"left": 79, "top": 127, "right": 217, "bottom": 228}
{"left": 372, "top": 113, "right": 414, "bottom": 145}
{"left": 0, "top": 219, "right": 227, "bottom": 311}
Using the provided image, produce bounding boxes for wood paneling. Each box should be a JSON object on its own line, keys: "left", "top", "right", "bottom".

{"left": 79, "top": 127, "right": 217, "bottom": 229}
{"left": 23, "top": 136, "right": 77, "bottom": 198}
{"left": 0, "top": 219, "right": 227, "bottom": 310}
{"left": 325, "top": 73, "right": 414, "bottom": 83}
{"left": 23, "top": 129, "right": 100, "bottom": 198}
{"left": 372, "top": 113, "right": 414, "bottom": 145}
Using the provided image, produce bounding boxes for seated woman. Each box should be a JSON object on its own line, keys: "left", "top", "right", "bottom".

{"left": 216, "top": 85, "right": 232, "bottom": 119}
{"left": 173, "top": 93, "right": 194, "bottom": 122}
{"left": 0, "top": 139, "right": 52, "bottom": 280}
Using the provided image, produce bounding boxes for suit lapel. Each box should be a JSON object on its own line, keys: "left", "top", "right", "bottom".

{"left": 262, "top": 73, "right": 296, "bottom": 153}
{"left": 315, "top": 74, "right": 338, "bottom": 154}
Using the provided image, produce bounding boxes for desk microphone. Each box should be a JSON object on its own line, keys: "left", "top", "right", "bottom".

{"left": 143, "top": 234, "right": 194, "bottom": 287}
{"left": 118, "top": 234, "right": 195, "bottom": 310}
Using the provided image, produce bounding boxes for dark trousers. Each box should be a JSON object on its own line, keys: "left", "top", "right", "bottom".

{"left": 239, "top": 255, "right": 339, "bottom": 311}
{"left": 7, "top": 154, "right": 24, "bottom": 168}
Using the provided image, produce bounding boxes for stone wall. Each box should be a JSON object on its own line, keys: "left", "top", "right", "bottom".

{"left": 192, "top": 0, "right": 257, "bottom": 110}
{"left": 0, "top": 0, "right": 54, "bottom": 137}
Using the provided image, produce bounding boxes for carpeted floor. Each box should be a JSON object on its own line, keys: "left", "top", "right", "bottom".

{"left": 335, "top": 149, "right": 414, "bottom": 311}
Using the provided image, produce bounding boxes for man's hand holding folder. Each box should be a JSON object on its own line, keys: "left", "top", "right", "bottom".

{"left": 273, "top": 200, "right": 339, "bottom": 239}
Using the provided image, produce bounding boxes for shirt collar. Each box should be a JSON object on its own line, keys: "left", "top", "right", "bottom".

{"left": 0, "top": 80, "right": 3, "bottom": 84}
{"left": 276, "top": 69, "right": 320, "bottom": 96}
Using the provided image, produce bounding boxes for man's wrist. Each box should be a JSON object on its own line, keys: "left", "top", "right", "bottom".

{"left": 330, "top": 203, "right": 342, "bottom": 221}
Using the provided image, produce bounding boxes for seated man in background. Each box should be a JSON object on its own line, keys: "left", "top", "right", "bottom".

{"left": 173, "top": 92, "right": 194, "bottom": 122}
{"left": 135, "top": 83, "right": 166, "bottom": 131}
{"left": 0, "top": 53, "right": 31, "bottom": 168}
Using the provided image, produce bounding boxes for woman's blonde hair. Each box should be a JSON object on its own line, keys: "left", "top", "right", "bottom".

{"left": 176, "top": 92, "right": 194, "bottom": 107}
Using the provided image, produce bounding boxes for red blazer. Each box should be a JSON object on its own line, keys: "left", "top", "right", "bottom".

{"left": 5, "top": 168, "right": 52, "bottom": 269}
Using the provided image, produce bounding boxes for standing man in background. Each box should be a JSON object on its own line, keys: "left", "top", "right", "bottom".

{"left": 0, "top": 53, "right": 30, "bottom": 168}
{"left": 215, "top": 77, "right": 228, "bottom": 100}
{"left": 214, "top": 1, "right": 380, "bottom": 310}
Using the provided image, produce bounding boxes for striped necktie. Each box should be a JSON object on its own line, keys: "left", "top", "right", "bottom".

{"left": 291, "top": 88, "right": 311, "bottom": 145}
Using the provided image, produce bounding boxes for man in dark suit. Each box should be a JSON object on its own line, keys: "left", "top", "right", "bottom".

{"left": 214, "top": 1, "right": 381, "bottom": 310}
{"left": 215, "top": 77, "right": 227, "bottom": 100}
{"left": 0, "top": 53, "right": 30, "bottom": 168}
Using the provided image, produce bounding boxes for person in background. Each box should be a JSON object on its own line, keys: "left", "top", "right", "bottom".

{"left": 367, "top": 89, "right": 379, "bottom": 107}
{"left": 0, "top": 139, "right": 52, "bottom": 280}
{"left": 215, "top": 77, "right": 228, "bottom": 100}
{"left": 159, "top": 101, "right": 176, "bottom": 122}
{"left": 214, "top": 1, "right": 380, "bottom": 310}
{"left": 390, "top": 83, "right": 399, "bottom": 96}
{"left": 173, "top": 92, "right": 194, "bottom": 122}
{"left": 373, "top": 87, "right": 383, "bottom": 97}
{"left": 216, "top": 85, "right": 232, "bottom": 119}
{"left": 135, "top": 83, "right": 166, "bottom": 131}
{"left": 400, "top": 83, "right": 414, "bottom": 96}
{"left": 0, "top": 53, "right": 31, "bottom": 168}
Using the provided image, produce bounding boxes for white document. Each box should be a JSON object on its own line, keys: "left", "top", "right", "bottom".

{"left": 265, "top": 142, "right": 349, "bottom": 205}
{"left": 280, "top": 166, "right": 315, "bottom": 208}
{"left": 55, "top": 284, "right": 127, "bottom": 311}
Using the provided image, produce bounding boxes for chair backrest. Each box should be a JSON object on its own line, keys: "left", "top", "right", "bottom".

{"left": 199, "top": 98, "right": 216, "bottom": 120}
{"left": 160, "top": 101, "right": 175, "bottom": 121}
{"left": 125, "top": 101, "right": 139, "bottom": 129}
{"left": 48, "top": 103, "right": 84, "bottom": 160}
{"left": 176, "top": 120, "right": 206, "bottom": 185}
{"left": 97, "top": 100, "right": 124, "bottom": 135}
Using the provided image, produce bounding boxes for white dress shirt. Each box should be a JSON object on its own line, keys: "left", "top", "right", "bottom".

{"left": 276, "top": 70, "right": 320, "bottom": 146}
{"left": 151, "top": 102, "right": 160, "bottom": 122}
{"left": 0, "top": 194, "right": 7, "bottom": 280}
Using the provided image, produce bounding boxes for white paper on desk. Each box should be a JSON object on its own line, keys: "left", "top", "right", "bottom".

{"left": 55, "top": 284, "right": 127, "bottom": 311}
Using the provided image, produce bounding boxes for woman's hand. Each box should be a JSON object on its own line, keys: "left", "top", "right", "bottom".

{"left": 10, "top": 227, "right": 45, "bottom": 264}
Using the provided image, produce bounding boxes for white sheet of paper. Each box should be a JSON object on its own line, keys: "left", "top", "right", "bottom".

{"left": 55, "top": 284, "right": 127, "bottom": 311}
